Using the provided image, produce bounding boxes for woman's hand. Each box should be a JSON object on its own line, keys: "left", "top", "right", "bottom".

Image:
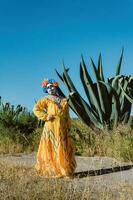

{"left": 64, "top": 98, "right": 68, "bottom": 105}
{"left": 47, "top": 114, "right": 55, "bottom": 121}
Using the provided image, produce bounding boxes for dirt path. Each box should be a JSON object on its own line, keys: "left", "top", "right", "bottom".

{"left": 0, "top": 152, "right": 133, "bottom": 189}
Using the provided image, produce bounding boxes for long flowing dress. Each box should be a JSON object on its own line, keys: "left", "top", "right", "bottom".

{"left": 33, "top": 95, "right": 77, "bottom": 177}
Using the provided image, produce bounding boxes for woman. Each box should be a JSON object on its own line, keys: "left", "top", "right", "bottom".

{"left": 33, "top": 78, "right": 77, "bottom": 178}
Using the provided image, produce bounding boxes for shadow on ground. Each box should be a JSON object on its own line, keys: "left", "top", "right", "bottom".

{"left": 74, "top": 165, "right": 133, "bottom": 178}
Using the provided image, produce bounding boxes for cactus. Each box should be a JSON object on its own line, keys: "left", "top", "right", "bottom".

{"left": 55, "top": 49, "right": 133, "bottom": 130}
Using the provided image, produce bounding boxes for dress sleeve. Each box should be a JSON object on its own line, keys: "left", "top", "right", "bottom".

{"left": 33, "top": 97, "right": 48, "bottom": 121}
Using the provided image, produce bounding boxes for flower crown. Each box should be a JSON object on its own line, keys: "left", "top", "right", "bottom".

{"left": 41, "top": 78, "right": 59, "bottom": 93}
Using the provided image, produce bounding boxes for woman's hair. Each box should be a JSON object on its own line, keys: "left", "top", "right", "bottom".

{"left": 55, "top": 86, "right": 65, "bottom": 98}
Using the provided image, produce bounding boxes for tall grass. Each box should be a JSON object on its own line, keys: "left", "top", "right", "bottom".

{"left": 0, "top": 97, "right": 133, "bottom": 162}
{"left": 1, "top": 117, "right": 133, "bottom": 162}
{"left": 0, "top": 161, "right": 133, "bottom": 200}
{"left": 0, "top": 115, "right": 133, "bottom": 161}
{"left": 71, "top": 119, "right": 133, "bottom": 162}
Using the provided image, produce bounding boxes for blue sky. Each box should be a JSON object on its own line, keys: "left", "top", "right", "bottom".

{"left": 0, "top": 0, "right": 133, "bottom": 117}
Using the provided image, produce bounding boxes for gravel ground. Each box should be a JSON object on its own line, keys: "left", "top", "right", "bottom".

{"left": 0, "top": 152, "right": 133, "bottom": 190}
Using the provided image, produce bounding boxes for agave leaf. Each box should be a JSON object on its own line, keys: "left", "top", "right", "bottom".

{"left": 68, "top": 101, "right": 78, "bottom": 115}
{"left": 80, "top": 62, "right": 99, "bottom": 117}
{"left": 69, "top": 92, "right": 103, "bottom": 129}
{"left": 121, "top": 111, "right": 131, "bottom": 123}
{"left": 115, "top": 76, "right": 124, "bottom": 99}
{"left": 128, "top": 76, "right": 133, "bottom": 97}
{"left": 112, "top": 93, "right": 120, "bottom": 127}
{"left": 62, "top": 73, "right": 72, "bottom": 92}
{"left": 90, "top": 57, "right": 100, "bottom": 80}
{"left": 62, "top": 61, "right": 77, "bottom": 92}
{"left": 68, "top": 93, "right": 91, "bottom": 126}
{"left": 90, "top": 57, "right": 110, "bottom": 119}
{"left": 111, "top": 75, "right": 122, "bottom": 90}
{"left": 56, "top": 86, "right": 66, "bottom": 97}
{"left": 119, "top": 77, "right": 129, "bottom": 112}
{"left": 99, "top": 81, "right": 120, "bottom": 126}
{"left": 0, "top": 96, "right": 1, "bottom": 106}
{"left": 55, "top": 69, "right": 64, "bottom": 82}
{"left": 115, "top": 47, "right": 124, "bottom": 76}
{"left": 98, "top": 53, "right": 105, "bottom": 81}
{"left": 129, "top": 76, "right": 133, "bottom": 83}
{"left": 80, "top": 57, "right": 103, "bottom": 122}
{"left": 119, "top": 83, "right": 133, "bottom": 104}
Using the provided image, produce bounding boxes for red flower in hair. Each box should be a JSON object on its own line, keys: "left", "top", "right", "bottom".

{"left": 42, "top": 79, "right": 48, "bottom": 87}
{"left": 52, "top": 82, "right": 58, "bottom": 87}
{"left": 41, "top": 79, "right": 59, "bottom": 93}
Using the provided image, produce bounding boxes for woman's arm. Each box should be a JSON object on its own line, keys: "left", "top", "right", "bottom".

{"left": 33, "top": 97, "right": 49, "bottom": 121}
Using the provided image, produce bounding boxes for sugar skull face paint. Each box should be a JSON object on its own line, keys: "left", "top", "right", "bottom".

{"left": 42, "top": 79, "right": 59, "bottom": 94}
{"left": 47, "top": 83, "right": 57, "bottom": 95}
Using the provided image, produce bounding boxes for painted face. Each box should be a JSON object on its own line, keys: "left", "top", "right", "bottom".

{"left": 47, "top": 83, "right": 57, "bottom": 95}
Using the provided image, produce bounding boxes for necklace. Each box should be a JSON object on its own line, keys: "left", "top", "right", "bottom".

{"left": 47, "top": 95, "right": 62, "bottom": 104}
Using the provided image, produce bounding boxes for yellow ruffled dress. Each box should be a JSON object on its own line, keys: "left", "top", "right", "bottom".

{"left": 33, "top": 95, "right": 77, "bottom": 177}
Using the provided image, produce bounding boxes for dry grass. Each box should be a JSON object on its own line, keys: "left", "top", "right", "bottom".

{"left": 71, "top": 121, "right": 133, "bottom": 162}
{"left": 0, "top": 122, "right": 133, "bottom": 163}
{"left": 0, "top": 138, "right": 23, "bottom": 155}
{"left": 1, "top": 120, "right": 133, "bottom": 199}
{"left": 0, "top": 161, "right": 133, "bottom": 200}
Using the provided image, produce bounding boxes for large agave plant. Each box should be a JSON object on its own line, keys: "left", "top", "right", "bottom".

{"left": 55, "top": 49, "right": 133, "bottom": 130}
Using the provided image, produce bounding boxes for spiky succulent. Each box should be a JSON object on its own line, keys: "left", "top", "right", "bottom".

{"left": 55, "top": 49, "right": 133, "bottom": 130}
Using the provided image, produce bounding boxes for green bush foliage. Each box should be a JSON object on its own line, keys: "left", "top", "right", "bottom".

{"left": 0, "top": 97, "right": 38, "bottom": 135}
